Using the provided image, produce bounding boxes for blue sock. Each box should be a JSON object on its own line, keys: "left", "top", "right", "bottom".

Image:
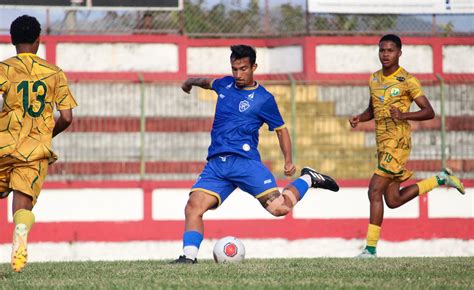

{"left": 290, "top": 178, "right": 309, "bottom": 199}
{"left": 183, "top": 230, "right": 203, "bottom": 248}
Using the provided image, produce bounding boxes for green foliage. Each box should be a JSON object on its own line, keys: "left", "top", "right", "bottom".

{"left": 184, "top": 0, "right": 213, "bottom": 33}
{"left": 177, "top": 1, "right": 404, "bottom": 36}
{"left": 183, "top": 0, "right": 261, "bottom": 35}
{"left": 310, "top": 14, "right": 398, "bottom": 33}
{"left": 440, "top": 21, "right": 455, "bottom": 36}
{"left": 312, "top": 16, "right": 330, "bottom": 31}
{"left": 278, "top": 4, "right": 306, "bottom": 34}
{"left": 368, "top": 15, "right": 398, "bottom": 31}
{"left": 0, "top": 257, "right": 473, "bottom": 289}
{"left": 335, "top": 15, "right": 359, "bottom": 31}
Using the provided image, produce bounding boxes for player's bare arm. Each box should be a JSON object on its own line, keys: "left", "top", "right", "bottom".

{"left": 349, "top": 98, "right": 374, "bottom": 128}
{"left": 52, "top": 109, "right": 73, "bottom": 137}
{"left": 181, "top": 78, "right": 213, "bottom": 93}
{"left": 276, "top": 127, "right": 296, "bottom": 176}
{"left": 389, "top": 95, "right": 435, "bottom": 121}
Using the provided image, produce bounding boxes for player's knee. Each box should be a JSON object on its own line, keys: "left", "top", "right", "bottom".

{"left": 368, "top": 190, "right": 384, "bottom": 203}
{"left": 266, "top": 205, "right": 290, "bottom": 217}
{"left": 385, "top": 197, "right": 402, "bottom": 209}
{"left": 264, "top": 191, "right": 295, "bottom": 217}
{"left": 12, "top": 190, "right": 34, "bottom": 211}
{"left": 184, "top": 198, "right": 207, "bottom": 217}
{"left": 385, "top": 201, "right": 399, "bottom": 209}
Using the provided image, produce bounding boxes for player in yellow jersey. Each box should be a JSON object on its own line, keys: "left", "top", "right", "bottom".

{"left": 0, "top": 15, "right": 77, "bottom": 272}
{"left": 349, "top": 34, "right": 465, "bottom": 258}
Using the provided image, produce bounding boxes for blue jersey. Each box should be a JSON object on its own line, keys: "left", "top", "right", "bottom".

{"left": 207, "top": 76, "right": 285, "bottom": 161}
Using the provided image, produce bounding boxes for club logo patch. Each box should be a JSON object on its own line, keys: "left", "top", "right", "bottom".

{"left": 390, "top": 88, "right": 400, "bottom": 97}
{"left": 239, "top": 100, "right": 250, "bottom": 112}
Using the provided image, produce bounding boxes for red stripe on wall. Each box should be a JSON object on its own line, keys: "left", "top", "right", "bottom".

{"left": 47, "top": 161, "right": 474, "bottom": 175}
{"left": 407, "top": 160, "right": 474, "bottom": 173}
{"left": 351, "top": 116, "right": 474, "bottom": 132}
{"left": 68, "top": 116, "right": 474, "bottom": 133}
{"left": 48, "top": 161, "right": 207, "bottom": 175}
{"left": 0, "top": 218, "right": 471, "bottom": 243}
{"left": 69, "top": 117, "right": 214, "bottom": 132}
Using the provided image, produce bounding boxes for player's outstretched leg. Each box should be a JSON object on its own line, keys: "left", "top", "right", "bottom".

{"left": 438, "top": 168, "right": 465, "bottom": 194}
{"left": 301, "top": 167, "right": 339, "bottom": 192}
{"left": 11, "top": 223, "right": 29, "bottom": 272}
{"left": 171, "top": 255, "right": 198, "bottom": 264}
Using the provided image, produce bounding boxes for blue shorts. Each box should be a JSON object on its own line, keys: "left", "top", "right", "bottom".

{"left": 191, "top": 154, "right": 278, "bottom": 207}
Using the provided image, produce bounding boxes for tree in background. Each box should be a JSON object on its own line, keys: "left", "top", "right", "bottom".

{"left": 278, "top": 4, "right": 305, "bottom": 35}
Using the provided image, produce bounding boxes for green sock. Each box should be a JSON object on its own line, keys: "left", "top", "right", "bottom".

{"left": 365, "top": 246, "right": 376, "bottom": 254}
{"left": 436, "top": 175, "right": 445, "bottom": 185}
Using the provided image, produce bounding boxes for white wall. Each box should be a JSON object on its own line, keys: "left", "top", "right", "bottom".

{"left": 316, "top": 44, "right": 433, "bottom": 73}
{"left": 0, "top": 43, "right": 46, "bottom": 60}
{"left": 3, "top": 42, "right": 469, "bottom": 75}
{"left": 187, "top": 46, "right": 303, "bottom": 75}
{"left": 8, "top": 189, "right": 144, "bottom": 222}
{"left": 56, "top": 43, "right": 179, "bottom": 72}
{"left": 443, "top": 45, "right": 474, "bottom": 73}
{"left": 152, "top": 187, "right": 472, "bottom": 221}
{"left": 7, "top": 187, "right": 470, "bottom": 222}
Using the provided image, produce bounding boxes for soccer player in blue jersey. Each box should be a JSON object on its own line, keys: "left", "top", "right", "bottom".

{"left": 172, "top": 45, "right": 339, "bottom": 264}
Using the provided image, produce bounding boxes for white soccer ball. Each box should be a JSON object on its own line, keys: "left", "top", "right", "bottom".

{"left": 213, "top": 236, "right": 245, "bottom": 263}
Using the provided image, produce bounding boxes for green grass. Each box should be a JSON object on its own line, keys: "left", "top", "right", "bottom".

{"left": 1, "top": 258, "right": 473, "bottom": 289}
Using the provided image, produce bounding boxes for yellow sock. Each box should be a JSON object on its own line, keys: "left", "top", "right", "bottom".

{"left": 366, "top": 224, "right": 381, "bottom": 248}
{"left": 416, "top": 176, "right": 440, "bottom": 196}
{"left": 13, "top": 209, "right": 35, "bottom": 231}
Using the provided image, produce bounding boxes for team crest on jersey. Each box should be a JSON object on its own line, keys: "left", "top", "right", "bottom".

{"left": 226, "top": 83, "right": 233, "bottom": 89}
{"left": 239, "top": 100, "right": 250, "bottom": 112}
{"left": 390, "top": 88, "right": 400, "bottom": 96}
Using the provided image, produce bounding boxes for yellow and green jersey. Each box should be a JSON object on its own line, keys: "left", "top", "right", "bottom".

{"left": 369, "top": 66, "right": 424, "bottom": 151}
{"left": 0, "top": 53, "right": 77, "bottom": 163}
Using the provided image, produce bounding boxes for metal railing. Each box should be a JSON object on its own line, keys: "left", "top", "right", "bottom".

{"left": 46, "top": 75, "right": 473, "bottom": 181}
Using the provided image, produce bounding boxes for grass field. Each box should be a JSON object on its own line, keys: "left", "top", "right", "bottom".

{"left": 1, "top": 257, "right": 472, "bottom": 289}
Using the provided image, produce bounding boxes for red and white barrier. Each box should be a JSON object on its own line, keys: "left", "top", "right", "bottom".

{"left": 0, "top": 180, "right": 472, "bottom": 244}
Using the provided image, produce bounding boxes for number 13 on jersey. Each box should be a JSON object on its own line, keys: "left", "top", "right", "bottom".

{"left": 17, "top": 80, "right": 47, "bottom": 118}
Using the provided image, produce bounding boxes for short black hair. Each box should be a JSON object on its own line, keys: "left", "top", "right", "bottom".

{"left": 10, "top": 15, "right": 41, "bottom": 45}
{"left": 379, "top": 34, "right": 402, "bottom": 49}
{"left": 230, "top": 45, "right": 256, "bottom": 65}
